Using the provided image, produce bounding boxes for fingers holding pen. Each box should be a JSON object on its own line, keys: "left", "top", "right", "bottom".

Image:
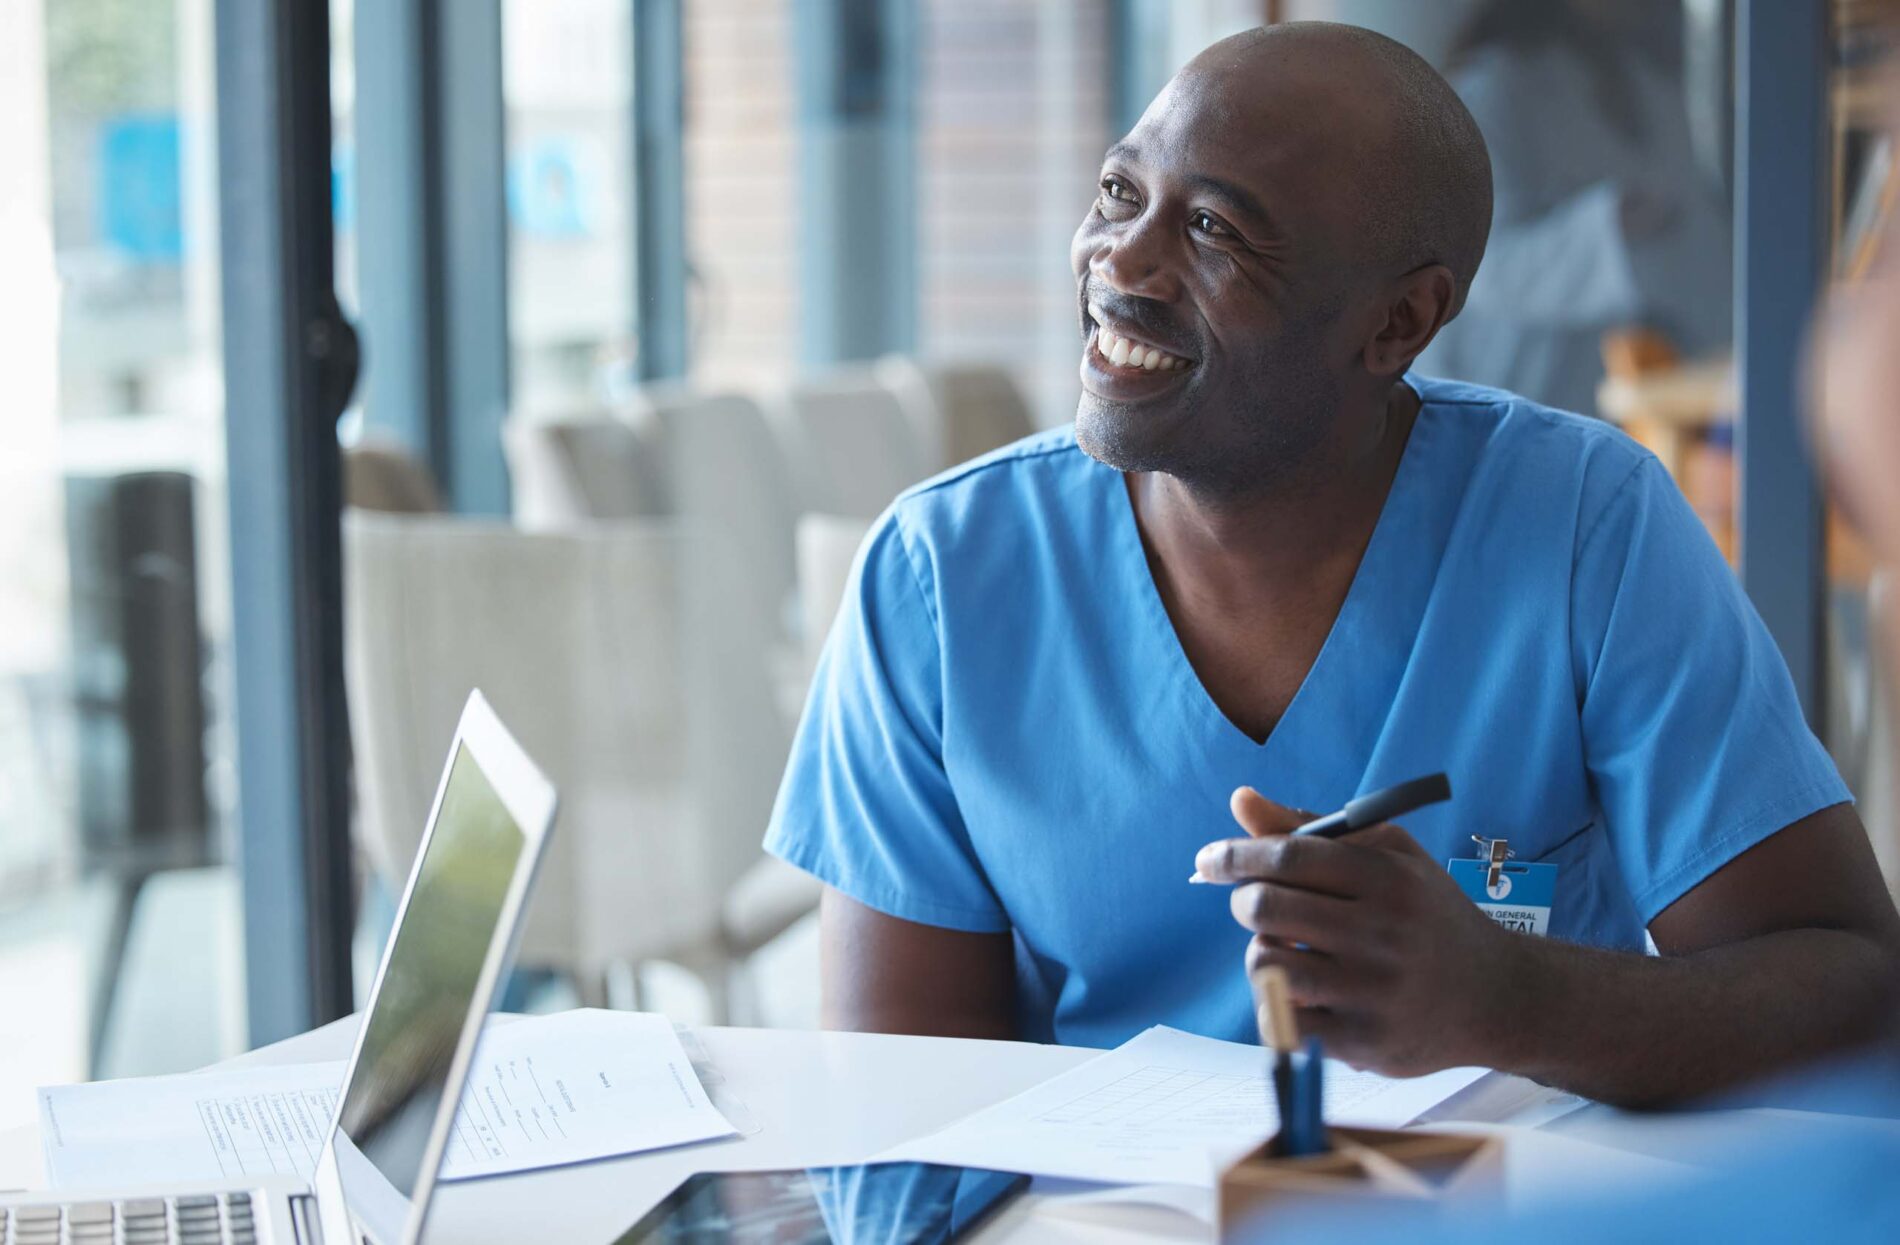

{"left": 1246, "top": 935, "right": 1347, "bottom": 1004}
{"left": 1229, "top": 786, "right": 1309, "bottom": 838}
{"left": 1230, "top": 881, "right": 1354, "bottom": 950}
{"left": 1193, "top": 829, "right": 1390, "bottom": 897}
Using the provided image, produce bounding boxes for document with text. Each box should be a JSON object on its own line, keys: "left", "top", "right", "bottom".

{"left": 874, "top": 1025, "right": 1487, "bottom": 1188}
{"left": 40, "top": 1009, "right": 735, "bottom": 1188}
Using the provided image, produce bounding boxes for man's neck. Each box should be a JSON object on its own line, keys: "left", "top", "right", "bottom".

{"left": 1129, "top": 381, "right": 1420, "bottom": 601}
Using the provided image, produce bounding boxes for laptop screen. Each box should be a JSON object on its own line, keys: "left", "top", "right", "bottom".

{"left": 333, "top": 741, "right": 527, "bottom": 1213}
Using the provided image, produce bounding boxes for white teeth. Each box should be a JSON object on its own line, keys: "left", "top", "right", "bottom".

{"left": 1093, "top": 324, "right": 1185, "bottom": 372}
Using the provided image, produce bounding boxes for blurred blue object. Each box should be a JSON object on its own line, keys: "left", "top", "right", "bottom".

{"left": 333, "top": 140, "right": 355, "bottom": 235}
{"left": 1242, "top": 1051, "right": 1900, "bottom": 1244}
{"left": 508, "top": 139, "right": 590, "bottom": 238}
{"left": 98, "top": 114, "right": 183, "bottom": 261}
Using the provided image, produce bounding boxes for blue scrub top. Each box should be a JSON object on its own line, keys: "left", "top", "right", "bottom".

{"left": 765, "top": 374, "right": 1850, "bottom": 1049}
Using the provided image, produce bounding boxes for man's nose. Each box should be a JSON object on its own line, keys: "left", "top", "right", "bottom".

{"left": 1090, "top": 213, "right": 1182, "bottom": 303}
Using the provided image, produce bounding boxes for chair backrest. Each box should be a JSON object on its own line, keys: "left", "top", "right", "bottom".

{"left": 795, "top": 513, "right": 874, "bottom": 672}
{"left": 870, "top": 355, "right": 948, "bottom": 469}
{"left": 342, "top": 512, "right": 729, "bottom": 973}
{"left": 642, "top": 389, "right": 800, "bottom": 648}
{"left": 872, "top": 357, "right": 1038, "bottom": 472}
{"left": 503, "top": 410, "right": 668, "bottom": 528}
{"left": 917, "top": 361, "right": 1038, "bottom": 467}
{"left": 771, "top": 364, "right": 931, "bottom": 519}
{"left": 640, "top": 390, "right": 800, "bottom": 884}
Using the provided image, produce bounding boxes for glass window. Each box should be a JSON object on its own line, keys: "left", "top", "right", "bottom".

{"left": 0, "top": 0, "right": 241, "bottom": 1125}
{"left": 504, "top": 0, "right": 636, "bottom": 414}
{"left": 914, "top": 0, "right": 1113, "bottom": 427}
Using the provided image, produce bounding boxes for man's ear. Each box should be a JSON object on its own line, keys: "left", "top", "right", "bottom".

{"left": 1361, "top": 263, "right": 1456, "bottom": 377}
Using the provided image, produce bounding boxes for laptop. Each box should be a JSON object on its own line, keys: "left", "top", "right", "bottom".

{"left": 2, "top": 690, "right": 557, "bottom": 1245}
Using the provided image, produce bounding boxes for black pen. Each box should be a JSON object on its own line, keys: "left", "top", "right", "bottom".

{"left": 1190, "top": 772, "right": 1452, "bottom": 882}
{"left": 1288, "top": 772, "right": 1451, "bottom": 840}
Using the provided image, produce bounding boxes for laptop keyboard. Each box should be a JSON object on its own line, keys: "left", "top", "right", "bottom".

{"left": 0, "top": 1192, "right": 257, "bottom": 1244}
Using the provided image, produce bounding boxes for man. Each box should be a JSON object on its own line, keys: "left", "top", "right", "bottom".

{"left": 765, "top": 23, "right": 1900, "bottom": 1106}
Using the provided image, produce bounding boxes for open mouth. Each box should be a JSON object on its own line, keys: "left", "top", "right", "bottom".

{"left": 1084, "top": 303, "right": 1195, "bottom": 375}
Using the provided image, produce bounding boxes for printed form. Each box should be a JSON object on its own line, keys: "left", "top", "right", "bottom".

{"left": 40, "top": 1010, "right": 735, "bottom": 1188}
{"left": 875, "top": 1025, "right": 1487, "bottom": 1187}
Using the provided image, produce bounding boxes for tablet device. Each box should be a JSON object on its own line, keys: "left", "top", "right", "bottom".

{"left": 612, "top": 1162, "right": 1030, "bottom": 1244}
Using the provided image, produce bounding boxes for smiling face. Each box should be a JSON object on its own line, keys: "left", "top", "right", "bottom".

{"left": 1070, "top": 26, "right": 1491, "bottom": 495}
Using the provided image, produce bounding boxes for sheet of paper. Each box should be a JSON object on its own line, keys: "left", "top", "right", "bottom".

{"left": 873, "top": 1025, "right": 1487, "bottom": 1188}
{"left": 40, "top": 1009, "right": 734, "bottom": 1189}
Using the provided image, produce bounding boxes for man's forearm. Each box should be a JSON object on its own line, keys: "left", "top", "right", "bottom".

{"left": 1483, "top": 927, "right": 1900, "bottom": 1107}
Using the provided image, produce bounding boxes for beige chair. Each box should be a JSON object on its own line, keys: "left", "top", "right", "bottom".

{"left": 638, "top": 389, "right": 802, "bottom": 650}
{"left": 343, "top": 512, "right": 783, "bottom": 1016}
{"left": 795, "top": 513, "right": 874, "bottom": 674}
{"left": 877, "top": 357, "right": 1037, "bottom": 471}
{"left": 770, "top": 365, "right": 932, "bottom": 520}
{"left": 502, "top": 408, "right": 668, "bottom": 528}
{"left": 637, "top": 391, "right": 822, "bottom": 978}
{"left": 919, "top": 361, "right": 1037, "bottom": 467}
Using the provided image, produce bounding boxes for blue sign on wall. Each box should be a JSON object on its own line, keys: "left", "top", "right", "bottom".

{"left": 98, "top": 113, "right": 183, "bottom": 261}
{"left": 508, "top": 139, "right": 591, "bottom": 239}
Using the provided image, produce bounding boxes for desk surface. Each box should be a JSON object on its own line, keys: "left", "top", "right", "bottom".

{"left": 2, "top": 1018, "right": 1884, "bottom": 1243}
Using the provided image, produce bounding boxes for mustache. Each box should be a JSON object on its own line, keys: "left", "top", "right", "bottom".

{"left": 1079, "top": 284, "right": 1199, "bottom": 358}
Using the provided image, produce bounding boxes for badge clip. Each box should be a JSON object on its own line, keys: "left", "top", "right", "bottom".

{"left": 1471, "top": 835, "right": 1514, "bottom": 891}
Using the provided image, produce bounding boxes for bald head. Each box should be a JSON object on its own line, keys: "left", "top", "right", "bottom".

{"left": 1182, "top": 23, "right": 1493, "bottom": 312}
{"left": 1069, "top": 21, "right": 1495, "bottom": 492}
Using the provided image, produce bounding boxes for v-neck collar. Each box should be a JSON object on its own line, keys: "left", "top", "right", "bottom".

{"left": 1106, "top": 383, "right": 1435, "bottom": 775}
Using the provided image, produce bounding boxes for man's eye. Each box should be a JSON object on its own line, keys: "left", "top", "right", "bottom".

{"left": 1190, "top": 210, "right": 1228, "bottom": 236}
{"left": 1100, "top": 177, "right": 1137, "bottom": 205}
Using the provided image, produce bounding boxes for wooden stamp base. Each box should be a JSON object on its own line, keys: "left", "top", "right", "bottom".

{"left": 1218, "top": 1126, "right": 1503, "bottom": 1241}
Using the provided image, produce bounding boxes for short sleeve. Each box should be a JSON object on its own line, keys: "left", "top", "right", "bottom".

{"left": 763, "top": 511, "right": 1009, "bottom": 933}
{"left": 1571, "top": 457, "right": 1852, "bottom": 923}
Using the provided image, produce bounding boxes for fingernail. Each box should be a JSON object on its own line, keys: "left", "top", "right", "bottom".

{"left": 1188, "top": 872, "right": 1208, "bottom": 884}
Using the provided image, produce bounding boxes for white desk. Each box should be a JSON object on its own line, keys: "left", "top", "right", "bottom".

{"left": 2, "top": 1019, "right": 1884, "bottom": 1243}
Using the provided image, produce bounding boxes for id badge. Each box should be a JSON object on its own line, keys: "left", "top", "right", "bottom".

{"left": 1448, "top": 858, "right": 1558, "bottom": 935}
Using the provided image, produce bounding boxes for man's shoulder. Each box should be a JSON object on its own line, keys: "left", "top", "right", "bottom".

{"left": 1411, "top": 373, "right": 1659, "bottom": 524}
{"left": 902, "top": 424, "right": 1085, "bottom": 498}
{"left": 1413, "top": 372, "right": 1637, "bottom": 447}
{"left": 886, "top": 425, "right": 1094, "bottom": 541}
